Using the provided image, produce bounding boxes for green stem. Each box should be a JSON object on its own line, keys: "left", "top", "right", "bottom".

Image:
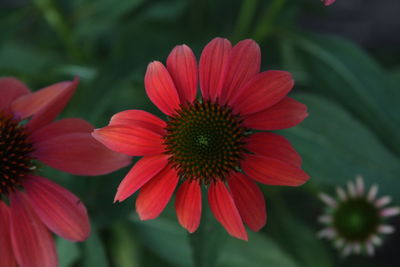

{"left": 33, "top": 0, "right": 81, "bottom": 61}
{"left": 231, "top": 0, "right": 259, "bottom": 42}
{"left": 251, "top": 0, "right": 287, "bottom": 42}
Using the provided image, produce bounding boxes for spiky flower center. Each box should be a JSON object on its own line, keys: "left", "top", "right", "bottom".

{"left": 333, "top": 198, "right": 380, "bottom": 242}
{"left": 164, "top": 100, "right": 248, "bottom": 184}
{"left": 0, "top": 112, "right": 35, "bottom": 198}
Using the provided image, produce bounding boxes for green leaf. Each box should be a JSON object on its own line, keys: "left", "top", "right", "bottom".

{"left": 56, "top": 238, "right": 80, "bottom": 267}
{"left": 217, "top": 231, "right": 299, "bottom": 267}
{"left": 82, "top": 230, "right": 108, "bottom": 267}
{"left": 108, "top": 222, "right": 140, "bottom": 267}
{"left": 292, "top": 33, "right": 400, "bottom": 156}
{"left": 285, "top": 93, "right": 400, "bottom": 201}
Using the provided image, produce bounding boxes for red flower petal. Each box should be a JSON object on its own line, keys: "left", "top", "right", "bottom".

{"left": 0, "top": 77, "right": 30, "bottom": 111}
{"left": 145, "top": 61, "right": 181, "bottom": 116}
{"left": 230, "top": 71, "right": 294, "bottom": 115}
{"left": 219, "top": 39, "right": 260, "bottom": 105}
{"left": 23, "top": 176, "right": 90, "bottom": 242}
{"left": 208, "top": 180, "right": 248, "bottom": 241}
{"left": 245, "top": 132, "right": 302, "bottom": 168}
{"left": 30, "top": 118, "right": 93, "bottom": 143}
{"left": 109, "top": 109, "right": 166, "bottom": 136}
{"left": 199, "top": 37, "right": 232, "bottom": 101}
{"left": 114, "top": 154, "right": 169, "bottom": 202}
{"left": 242, "top": 154, "right": 310, "bottom": 186}
{"left": 10, "top": 192, "right": 57, "bottom": 267}
{"left": 92, "top": 125, "right": 164, "bottom": 156}
{"left": 12, "top": 78, "right": 78, "bottom": 131}
{"left": 33, "top": 132, "right": 131, "bottom": 176}
{"left": 228, "top": 172, "right": 266, "bottom": 231}
{"left": 167, "top": 45, "right": 198, "bottom": 104}
{"left": 175, "top": 180, "right": 202, "bottom": 233}
{"left": 243, "top": 97, "right": 308, "bottom": 130}
{"left": 136, "top": 166, "right": 179, "bottom": 220}
{"left": 0, "top": 202, "right": 17, "bottom": 267}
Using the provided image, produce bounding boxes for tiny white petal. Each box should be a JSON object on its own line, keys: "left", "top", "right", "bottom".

{"left": 342, "top": 244, "right": 353, "bottom": 256}
{"left": 371, "top": 235, "right": 382, "bottom": 246}
{"left": 319, "top": 193, "right": 337, "bottom": 207}
{"left": 318, "top": 215, "right": 332, "bottom": 224}
{"left": 347, "top": 181, "right": 357, "bottom": 197}
{"left": 380, "top": 207, "right": 400, "bottom": 218}
{"left": 355, "top": 175, "right": 365, "bottom": 195}
{"left": 378, "top": 225, "right": 395, "bottom": 234}
{"left": 366, "top": 241, "right": 375, "bottom": 256}
{"left": 375, "top": 196, "right": 391, "bottom": 208}
{"left": 317, "top": 228, "right": 336, "bottom": 239}
{"left": 354, "top": 243, "right": 361, "bottom": 254}
{"left": 336, "top": 186, "right": 347, "bottom": 201}
{"left": 368, "top": 184, "right": 378, "bottom": 201}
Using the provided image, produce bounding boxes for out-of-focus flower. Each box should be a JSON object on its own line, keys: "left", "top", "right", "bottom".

{"left": 0, "top": 77, "right": 130, "bottom": 267}
{"left": 318, "top": 176, "right": 400, "bottom": 256}
{"left": 93, "top": 37, "right": 309, "bottom": 241}
{"left": 321, "top": 0, "right": 336, "bottom": 6}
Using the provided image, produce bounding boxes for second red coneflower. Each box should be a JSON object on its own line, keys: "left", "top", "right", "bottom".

{"left": 93, "top": 37, "right": 310, "bottom": 240}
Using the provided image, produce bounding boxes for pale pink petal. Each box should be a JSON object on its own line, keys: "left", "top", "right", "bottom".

{"left": 245, "top": 132, "right": 302, "bottom": 168}
{"left": 375, "top": 196, "right": 391, "bottom": 207}
{"left": 145, "top": 61, "right": 181, "bottom": 116}
{"left": 0, "top": 77, "right": 30, "bottom": 111}
{"left": 228, "top": 172, "right": 266, "bottom": 231}
{"left": 23, "top": 175, "right": 90, "bottom": 241}
{"left": 380, "top": 207, "right": 400, "bottom": 218}
{"left": 10, "top": 192, "right": 57, "bottom": 267}
{"left": 167, "top": 45, "right": 198, "bottom": 104}
{"left": 175, "top": 180, "right": 202, "bottom": 233}
{"left": 199, "top": 37, "right": 232, "bottom": 101}
{"left": 322, "top": 0, "right": 336, "bottom": 6}
{"left": 319, "top": 193, "right": 337, "bottom": 207}
{"left": 242, "top": 154, "right": 309, "bottom": 186}
{"left": 230, "top": 71, "right": 294, "bottom": 115}
{"left": 243, "top": 97, "right": 308, "bottom": 130}
{"left": 208, "top": 180, "right": 248, "bottom": 241}
{"left": 92, "top": 125, "right": 165, "bottom": 156}
{"left": 219, "top": 39, "right": 260, "bottom": 105}
{"left": 12, "top": 78, "right": 78, "bottom": 131}
{"left": 114, "top": 154, "right": 169, "bottom": 202}
{"left": 33, "top": 132, "right": 131, "bottom": 175}
{"left": 109, "top": 110, "right": 166, "bottom": 136}
{"left": 0, "top": 201, "right": 17, "bottom": 267}
{"left": 136, "top": 166, "right": 179, "bottom": 220}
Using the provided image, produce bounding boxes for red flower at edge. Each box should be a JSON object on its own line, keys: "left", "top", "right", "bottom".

{"left": 0, "top": 78, "right": 130, "bottom": 267}
{"left": 93, "top": 38, "right": 310, "bottom": 240}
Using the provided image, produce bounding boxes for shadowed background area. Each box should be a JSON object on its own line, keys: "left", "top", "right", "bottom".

{"left": 1, "top": 0, "right": 399, "bottom": 266}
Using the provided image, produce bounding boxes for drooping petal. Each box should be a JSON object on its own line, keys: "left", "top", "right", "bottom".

{"left": 230, "top": 71, "right": 294, "bottom": 115}
{"left": 167, "top": 45, "right": 198, "bottom": 104}
{"left": 92, "top": 125, "right": 165, "bottom": 156}
{"left": 219, "top": 39, "right": 260, "bottom": 105}
{"left": 199, "top": 38, "right": 232, "bottom": 101}
{"left": 245, "top": 132, "right": 302, "bottom": 168}
{"left": 33, "top": 132, "right": 131, "bottom": 176}
{"left": 23, "top": 175, "right": 90, "bottom": 242}
{"left": 12, "top": 78, "right": 78, "bottom": 131}
{"left": 9, "top": 192, "right": 57, "bottom": 267}
{"left": 145, "top": 61, "right": 181, "bottom": 116}
{"left": 243, "top": 97, "right": 308, "bottom": 130}
{"left": 114, "top": 154, "right": 169, "bottom": 202}
{"left": 322, "top": 0, "right": 336, "bottom": 6}
{"left": 228, "top": 172, "right": 266, "bottom": 231}
{"left": 30, "top": 118, "right": 93, "bottom": 143}
{"left": 109, "top": 109, "right": 166, "bottom": 136}
{"left": 175, "top": 180, "right": 202, "bottom": 233}
{"left": 136, "top": 166, "right": 179, "bottom": 220}
{"left": 0, "top": 77, "right": 30, "bottom": 111}
{"left": 242, "top": 154, "right": 309, "bottom": 186}
{"left": 208, "top": 180, "right": 248, "bottom": 240}
{"left": 0, "top": 201, "right": 17, "bottom": 267}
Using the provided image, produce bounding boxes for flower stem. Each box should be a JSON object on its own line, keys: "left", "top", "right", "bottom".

{"left": 252, "top": 0, "right": 287, "bottom": 42}
{"left": 231, "top": 0, "right": 259, "bottom": 42}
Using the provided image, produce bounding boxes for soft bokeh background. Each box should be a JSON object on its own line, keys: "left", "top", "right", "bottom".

{"left": 1, "top": 0, "right": 399, "bottom": 266}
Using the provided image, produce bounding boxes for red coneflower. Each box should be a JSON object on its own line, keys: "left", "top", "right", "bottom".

{"left": 93, "top": 38, "right": 309, "bottom": 240}
{"left": 0, "top": 77, "right": 130, "bottom": 267}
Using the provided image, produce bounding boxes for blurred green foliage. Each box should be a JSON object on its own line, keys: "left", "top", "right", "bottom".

{"left": 1, "top": 0, "right": 399, "bottom": 266}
